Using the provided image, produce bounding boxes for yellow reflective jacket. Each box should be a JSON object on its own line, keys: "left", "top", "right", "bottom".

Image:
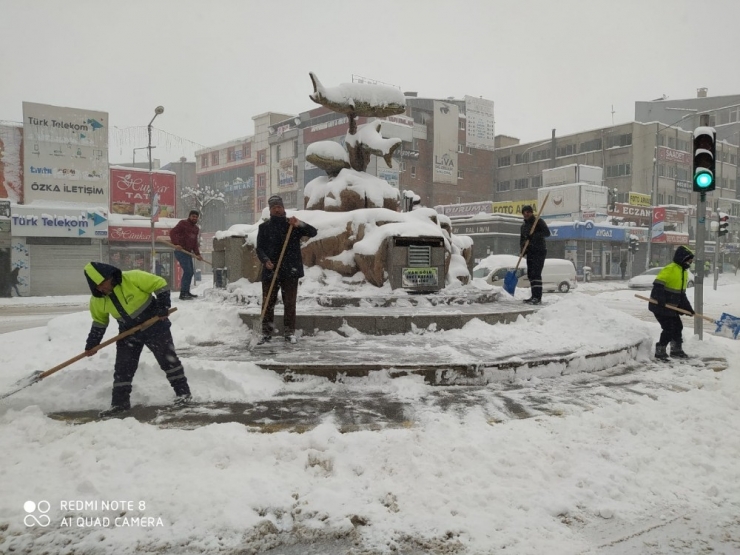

{"left": 84, "top": 263, "right": 168, "bottom": 328}
{"left": 648, "top": 246, "right": 693, "bottom": 316}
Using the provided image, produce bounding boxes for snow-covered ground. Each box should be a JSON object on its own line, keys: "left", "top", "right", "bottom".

{"left": 0, "top": 273, "right": 739, "bottom": 554}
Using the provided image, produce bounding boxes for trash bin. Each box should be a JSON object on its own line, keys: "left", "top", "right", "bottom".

{"left": 214, "top": 267, "right": 228, "bottom": 289}
{"left": 194, "top": 269, "right": 202, "bottom": 283}
{"left": 583, "top": 266, "right": 591, "bottom": 283}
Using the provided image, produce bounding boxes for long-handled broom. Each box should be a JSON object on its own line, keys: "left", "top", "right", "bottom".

{"left": 249, "top": 225, "right": 293, "bottom": 349}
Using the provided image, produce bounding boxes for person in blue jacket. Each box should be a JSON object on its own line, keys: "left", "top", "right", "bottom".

{"left": 83, "top": 262, "right": 192, "bottom": 416}
{"left": 648, "top": 245, "right": 695, "bottom": 360}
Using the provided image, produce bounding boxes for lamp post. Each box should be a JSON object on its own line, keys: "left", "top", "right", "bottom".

{"left": 133, "top": 146, "right": 155, "bottom": 167}
{"left": 148, "top": 106, "right": 164, "bottom": 273}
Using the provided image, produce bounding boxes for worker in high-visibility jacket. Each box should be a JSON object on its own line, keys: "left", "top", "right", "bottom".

{"left": 648, "top": 245, "right": 695, "bottom": 361}
{"left": 83, "top": 262, "right": 192, "bottom": 417}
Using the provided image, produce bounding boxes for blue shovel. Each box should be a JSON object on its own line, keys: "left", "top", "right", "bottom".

{"left": 503, "top": 192, "right": 550, "bottom": 296}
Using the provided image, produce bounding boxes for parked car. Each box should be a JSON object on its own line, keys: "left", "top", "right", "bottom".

{"left": 627, "top": 267, "right": 695, "bottom": 289}
{"left": 473, "top": 255, "right": 578, "bottom": 293}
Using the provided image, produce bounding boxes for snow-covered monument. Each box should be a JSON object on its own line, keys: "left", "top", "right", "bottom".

{"left": 213, "top": 73, "right": 472, "bottom": 291}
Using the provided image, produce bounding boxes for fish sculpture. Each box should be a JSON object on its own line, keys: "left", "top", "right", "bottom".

{"left": 309, "top": 72, "right": 406, "bottom": 118}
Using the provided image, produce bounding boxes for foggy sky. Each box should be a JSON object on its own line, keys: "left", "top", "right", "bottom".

{"left": 2, "top": 0, "right": 739, "bottom": 165}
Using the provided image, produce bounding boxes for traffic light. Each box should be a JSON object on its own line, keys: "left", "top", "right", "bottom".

{"left": 693, "top": 127, "right": 716, "bottom": 193}
{"left": 629, "top": 236, "right": 639, "bottom": 253}
{"left": 718, "top": 213, "right": 729, "bottom": 236}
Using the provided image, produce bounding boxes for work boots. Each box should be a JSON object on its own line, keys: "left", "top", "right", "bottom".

{"left": 669, "top": 341, "right": 689, "bottom": 359}
{"left": 654, "top": 343, "right": 669, "bottom": 361}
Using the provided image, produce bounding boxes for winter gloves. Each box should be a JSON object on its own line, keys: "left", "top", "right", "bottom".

{"left": 85, "top": 326, "right": 106, "bottom": 352}
{"left": 155, "top": 290, "right": 171, "bottom": 318}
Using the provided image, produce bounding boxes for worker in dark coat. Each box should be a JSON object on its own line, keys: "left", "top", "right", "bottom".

{"left": 520, "top": 205, "right": 551, "bottom": 305}
{"left": 255, "top": 196, "right": 317, "bottom": 344}
{"left": 648, "top": 245, "right": 695, "bottom": 360}
{"left": 83, "top": 262, "right": 191, "bottom": 417}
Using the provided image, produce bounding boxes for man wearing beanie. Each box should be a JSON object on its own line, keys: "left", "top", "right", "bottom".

{"left": 255, "top": 196, "right": 317, "bottom": 344}
{"left": 520, "top": 204, "right": 550, "bottom": 305}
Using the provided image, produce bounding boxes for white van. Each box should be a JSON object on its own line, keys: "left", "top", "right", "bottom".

{"left": 474, "top": 255, "right": 577, "bottom": 293}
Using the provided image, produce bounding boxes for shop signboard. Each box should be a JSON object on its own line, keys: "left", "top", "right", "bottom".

{"left": 11, "top": 205, "right": 108, "bottom": 238}
{"left": 22, "top": 102, "right": 109, "bottom": 205}
{"left": 108, "top": 225, "right": 171, "bottom": 243}
{"left": 110, "top": 167, "right": 176, "bottom": 219}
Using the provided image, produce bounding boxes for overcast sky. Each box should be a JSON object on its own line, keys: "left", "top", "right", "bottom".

{"left": 2, "top": 0, "right": 740, "bottom": 165}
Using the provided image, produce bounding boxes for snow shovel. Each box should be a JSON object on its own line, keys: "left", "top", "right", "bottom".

{"left": 503, "top": 191, "right": 550, "bottom": 296}
{"left": 156, "top": 238, "right": 212, "bottom": 265}
{"left": 249, "top": 225, "right": 293, "bottom": 349}
{"left": 0, "top": 307, "right": 178, "bottom": 401}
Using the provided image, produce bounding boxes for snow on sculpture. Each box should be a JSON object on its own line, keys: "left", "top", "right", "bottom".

{"left": 305, "top": 72, "right": 405, "bottom": 212}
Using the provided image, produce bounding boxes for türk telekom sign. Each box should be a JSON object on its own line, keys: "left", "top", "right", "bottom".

{"left": 109, "top": 167, "right": 177, "bottom": 219}
{"left": 11, "top": 205, "right": 108, "bottom": 238}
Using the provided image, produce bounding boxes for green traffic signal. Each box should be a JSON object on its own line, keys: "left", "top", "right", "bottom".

{"left": 694, "top": 169, "right": 713, "bottom": 189}
{"left": 693, "top": 127, "right": 716, "bottom": 193}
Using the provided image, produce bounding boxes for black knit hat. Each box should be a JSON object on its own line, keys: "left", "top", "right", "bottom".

{"left": 268, "top": 195, "right": 284, "bottom": 208}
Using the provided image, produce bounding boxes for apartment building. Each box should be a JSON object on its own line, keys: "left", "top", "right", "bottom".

{"left": 397, "top": 94, "right": 496, "bottom": 207}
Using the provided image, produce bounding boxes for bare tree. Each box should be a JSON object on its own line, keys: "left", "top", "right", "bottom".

{"left": 181, "top": 185, "right": 225, "bottom": 229}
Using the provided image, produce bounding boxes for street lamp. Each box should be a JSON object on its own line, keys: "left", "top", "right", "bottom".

{"left": 148, "top": 105, "right": 164, "bottom": 273}
{"left": 133, "top": 146, "right": 155, "bottom": 167}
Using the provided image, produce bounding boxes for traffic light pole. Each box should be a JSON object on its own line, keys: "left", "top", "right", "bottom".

{"left": 694, "top": 192, "right": 705, "bottom": 340}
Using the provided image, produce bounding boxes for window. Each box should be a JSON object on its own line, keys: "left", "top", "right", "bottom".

{"left": 243, "top": 143, "right": 251, "bottom": 158}
{"left": 276, "top": 145, "right": 281, "bottom": 161}
{"left": 200, "top": 154, "right": 208, "bottom": 168}
{"left": 514, "top": 178, "right": 529, "bottom": 190}
{"left": 400, "top": 161, "right": 406, "bottom": 171}
{"left": 531, "top": 175, "right": 542, "bottom": 188}
{"left": 556, "top": 144, "right": 575, "bottom": 157}
{"left": 459, "top": 120, "right": 465, "bottom": 130}
{"left": 496, "top": 180, "right": 510, "bottom": 192}
{"left": 258, "top": 149, "right": 266, "bottom": 165}
{"left": 467, "top": 146, "right": 473, "bottom": 154}
{"left": 227, "top": 147, "right": 236, "bottom": 162}
{"left": 497, "top": 155, "right": 511, "bottom": 167}
{"left": 457, "top": 170, "right": 463, "bottom": 179}
{"left": 515, "top": 152, "right": 529, "bottom": 164}
{"left": 257, "top": 174, "right": 266, "bottom": 188}
{"left": 606, "top": 163, "right": 631, "bottom": 178}
{"left": 211, "top": 151, "right": 219, "bottom": 165}
{"left": 532, "top": 148, "right": 550, "bottom": 162}
{"left": 411, "top": 166, "right": 416, "bottom": 178}
{"left": 579, "top": 138, "right": 602, "bottom": 153}
{"left": 607, "top": 133, "right": 632, "bottom": 148}
{"left": 293, "top": 140, "right": 299, "bottom": 157}
{"left": 257, "top": 198, "right": 265, "bottom": 211}
{"left": 458, "top": 144, "right": 464, "bottom": 153}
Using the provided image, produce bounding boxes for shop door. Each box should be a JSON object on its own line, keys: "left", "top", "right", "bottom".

{"left": 30, "top": 243, "right": 101, "bottom": 296}
{"left": 603, "top": 251, "right": 611, "bottom": 277}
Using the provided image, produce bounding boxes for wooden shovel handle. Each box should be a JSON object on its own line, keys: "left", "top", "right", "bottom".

{"left": 634, "top": 294, "right": 715, "bottom": 323}
{"left": 38, "top": 307, "right": 178, "bottom": 380}
{"left": 260, "top": 225, "right": 294, "bottom": 321}
{"left": 157, "top": 238, "right": 212, "bottom": 265}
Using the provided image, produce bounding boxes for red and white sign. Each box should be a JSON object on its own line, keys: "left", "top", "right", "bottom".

{"left": 653, "top": 232, "right": 689, "bottom": 245}
{"left": 108, "top": 225, "right": 172, "bottom": 243}
{"left": 109, "top": 167, "right": 176, "bottom": 219}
